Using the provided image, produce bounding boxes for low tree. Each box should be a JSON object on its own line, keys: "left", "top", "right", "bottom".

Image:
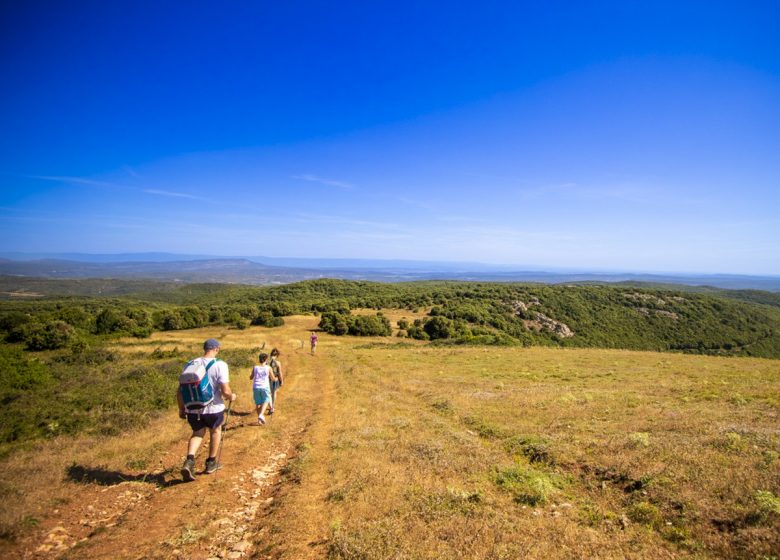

{"left": 424, "top": 316, "right": 456, "bottom": 340}
{"left": 25, "top": 320, "right": 76, "bottom": 351}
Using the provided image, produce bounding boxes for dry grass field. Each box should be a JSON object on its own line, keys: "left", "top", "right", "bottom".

{"left": 1, "top": 315, "right": 778, "bottom": 559}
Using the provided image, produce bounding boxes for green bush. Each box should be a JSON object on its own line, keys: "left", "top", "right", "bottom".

{"left": 319, "top": 312, "right": 350, "bottom": 335}
{"left": 25, "top": 320, "right": 76, "bottom": 351}
{"left": 252, "top": 311, "right": 285, "bottom": 327}
{"left": 349, "top": 314, "right": 391, "bottom": 336}
{"left": 319, "top": 312, "right": 390, "bottom": 336}
{"left": 424, "top": 316, "right": 456, "bottom": 340}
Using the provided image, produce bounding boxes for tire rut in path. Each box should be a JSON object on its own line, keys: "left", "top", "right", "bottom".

{"left": 252, "top": 352, "right": 338, "bottom": 560}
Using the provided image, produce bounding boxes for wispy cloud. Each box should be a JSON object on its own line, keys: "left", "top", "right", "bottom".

{"left": 29, "top": 175, "right": 124, "bottom": 189}
{"left": 29, "top": 174, "right": 209, "bottom": 203}
{"left": 517, "top": 181, "right": 704, "bottom": 206}
{"left": 293, "top": 212, "right": 399, "bottom": 230}
{"left": 292, "top": 174, "right": 354, "bottom": 190}
{"left": 121, "top": 165, "right": 140, "bottom": 178}
{"left": 143, "top": 189, "right": 209, "bottom": 202}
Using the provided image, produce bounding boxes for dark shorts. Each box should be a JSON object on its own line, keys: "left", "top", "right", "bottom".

{"left": 186, "top": 411, "right": 225, "bottom": 431}
{"left": 270, "top": 380, "right": 281, "bottom": 392}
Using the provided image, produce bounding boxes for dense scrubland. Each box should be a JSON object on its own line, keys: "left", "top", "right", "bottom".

{"left": 1, "top": 277, "right": 779, "bottom": 450}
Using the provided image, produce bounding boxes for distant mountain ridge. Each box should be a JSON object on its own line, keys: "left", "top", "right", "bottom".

{"left": 0, "top": 254, "right": 778, "bottom": 291}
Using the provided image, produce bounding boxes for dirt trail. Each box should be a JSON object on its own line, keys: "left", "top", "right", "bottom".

{"left": 9, "top": 329, "right": 335, "bottom": 560}
{"left": 258, "top": 350, "right": 338, "bottom": 559}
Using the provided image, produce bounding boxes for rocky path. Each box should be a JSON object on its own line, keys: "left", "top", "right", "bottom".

{"left": 11, "top": 336, "right": 331, "bottom": 560}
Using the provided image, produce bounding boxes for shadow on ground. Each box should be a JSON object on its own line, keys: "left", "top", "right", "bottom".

{"left": 66, "top": 464, "right": 185, "bottom": 488}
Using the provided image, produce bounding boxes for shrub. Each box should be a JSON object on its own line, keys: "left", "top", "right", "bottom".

{"left": 0, "top": 346, "right": 51, "bottom": 392}
{"left": 95, "top": 308, "right": 122, "bottom": 334}
{"left": 0, "top": 311, "right": 32, "bottom": 333}
{"left": 407, "top": 325, "right": 429, "bottom": 340}
{"left": 320, "top": 312, "right": 391, "bottom": 336}
{"left": 424, "top": 316, "right": 456, "bottom": 340}
{"left": 25, "top": 320, "right": 76, "bottom": 351}
{"left": 320, "top": 312, "right": 349, "bottom": 335}
{"left": 252, "top": 311, "right": 284, "bottom": 327}
{"left": 349, "top": 314, "right": 391, "bottom": 337}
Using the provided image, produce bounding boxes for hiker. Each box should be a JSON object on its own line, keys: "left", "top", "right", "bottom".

{"left": 178, "top": 338, "right": 236, "bottom": 481}
{"left": 268, "top": 348, "right": 284, "bottom": 414}
{"left": 250, "top": 352, "right": 277, "bottom": 425}
{"left": 310, "top": 331, "right": 318, "bottom": 355}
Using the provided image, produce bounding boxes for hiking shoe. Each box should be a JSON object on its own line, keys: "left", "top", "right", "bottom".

{"left": 258, "top": 414, "right": 266, "bottom": 425}
{"left": 181, "top": 457, "right": 196, "bottom": 482}
{"left": 267, "top": 406, "right": 274, "bottom": 415}
{"left": 204, "top": 458, "right": 221, "bottom": 474}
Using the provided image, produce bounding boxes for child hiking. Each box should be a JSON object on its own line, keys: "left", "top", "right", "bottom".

{"left": 178, "top": 338, "right": 236, "bottom": 481}
{"left": 250, "top": 352, "right": 277, "bottom": 425}
{"left": 268, "top": 348, "right": 283, "bottom": 414}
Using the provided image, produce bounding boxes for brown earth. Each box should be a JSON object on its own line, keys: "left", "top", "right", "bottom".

{"left": 1, "top": 317, "right": 333, "bottom": 560}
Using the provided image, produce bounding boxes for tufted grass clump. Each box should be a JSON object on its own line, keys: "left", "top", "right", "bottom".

{"left": 493, "top": 464, "right": 561, "bottom": 505}
{"left": 755, "top": 490, "right": 780, "bottom": 517}
{"left": 504, "top": 435, "right": 556, "bottom": 465}
{"left": 627, "top": 432, "right": 651, "bottom": 448}
{"left": 627, "top": 501, "right": 663, "bottom": 528}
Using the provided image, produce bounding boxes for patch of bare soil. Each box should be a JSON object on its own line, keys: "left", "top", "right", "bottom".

{"left": 5, "top": 333, "right": 324, "bottom": 560}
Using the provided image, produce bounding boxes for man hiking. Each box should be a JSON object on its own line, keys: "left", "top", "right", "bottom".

{"left": 178, "top": 338, "right": 237, "bottom": 481}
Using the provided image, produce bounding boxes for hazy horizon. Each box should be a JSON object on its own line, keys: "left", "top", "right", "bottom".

{"left": 2, "top": 250, "right": 780, "bottom": 279}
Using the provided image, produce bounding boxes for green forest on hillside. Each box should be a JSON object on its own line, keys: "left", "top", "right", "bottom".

{"left": 2, "top": 277, "right": 779, "bottom": 357}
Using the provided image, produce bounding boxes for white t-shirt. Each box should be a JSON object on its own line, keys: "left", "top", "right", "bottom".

{"left": 252, "top": 364, "right": 272, "bottom": 391}
{"left": 196, "top": 357, "right": 230, "bottom": 414}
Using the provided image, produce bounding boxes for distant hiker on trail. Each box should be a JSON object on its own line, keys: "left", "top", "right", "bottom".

{"left": 250, "top": 352, "right": 277, "bottom": 425}
{"left": 310, "top": 331, "right": 318, "bottom": 355}
{"left": 268, "top": 348, "right": 283, "bottom": 414}
{"left": 178, "top": 338, "right": 236, "bottom": 481}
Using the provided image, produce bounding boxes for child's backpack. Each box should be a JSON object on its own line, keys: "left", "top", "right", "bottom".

{"left": 179, "top": 358, "right": 217, "bottom": 412}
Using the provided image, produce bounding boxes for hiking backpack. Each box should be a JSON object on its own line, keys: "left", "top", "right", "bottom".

{"left": 179, "top": 358, "right": 217, "bottom": 412}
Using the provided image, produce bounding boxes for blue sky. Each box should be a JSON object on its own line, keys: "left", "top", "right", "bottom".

{"left": 1, "top": 1, "right": 779, "bottom": 274}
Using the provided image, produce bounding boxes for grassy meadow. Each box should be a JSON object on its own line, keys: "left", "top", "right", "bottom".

{"left": 0, "top": 315, "right": 778, "bottom": 559}
{"left": 268, "top": 327, "right": 780, "bottom": 559}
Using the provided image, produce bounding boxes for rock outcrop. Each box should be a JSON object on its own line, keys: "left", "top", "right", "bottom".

{"left": 512, "top": 300, "right": 574, "bottom": 338}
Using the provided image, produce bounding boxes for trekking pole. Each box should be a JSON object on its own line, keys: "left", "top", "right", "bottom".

{"left": 215, "top": 400, "right": 233, "bottom": 473}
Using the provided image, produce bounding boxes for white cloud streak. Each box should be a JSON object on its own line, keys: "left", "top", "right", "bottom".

{"left": 29, "top": 175, "right": 124, "bottom": 189}
{"left": 26, "top": 174, "right": 209, "bottom": 203}
{"left": 292, "top": 174, "right": 354, "bottom": 190}
{"left": 143, "top": 189, "right": 209, "bottom": 202}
